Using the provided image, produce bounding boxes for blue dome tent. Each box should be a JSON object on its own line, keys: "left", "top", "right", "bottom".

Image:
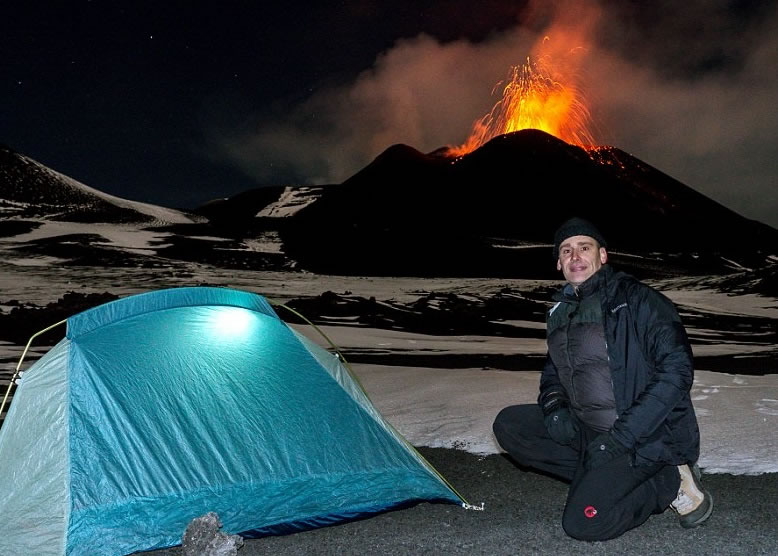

{"left": 0, "top": 287, "right": 464, "bottom": 555}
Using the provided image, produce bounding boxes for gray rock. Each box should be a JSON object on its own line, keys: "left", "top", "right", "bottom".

{"left": 182, "top": 512, "right": 244, "bottom": 556}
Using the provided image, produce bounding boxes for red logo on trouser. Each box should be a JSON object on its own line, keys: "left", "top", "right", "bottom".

{"left": 584, "top": 505, "right": 598, "bottom": 518}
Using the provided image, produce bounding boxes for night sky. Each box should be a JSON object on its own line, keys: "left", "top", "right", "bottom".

{"left": 3, "top": 1, "right": 777, "bottom": 228}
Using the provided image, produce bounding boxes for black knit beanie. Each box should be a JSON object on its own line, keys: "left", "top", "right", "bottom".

{"left": 553, "top": 217, "right": 607, "bottom": 260}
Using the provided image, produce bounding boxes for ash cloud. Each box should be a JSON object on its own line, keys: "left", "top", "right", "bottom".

{"left": 591, "top": 0, "right": 778, "bottom": 230}
{"left": 214, "top": 0, "right": 778, "bottom": 228}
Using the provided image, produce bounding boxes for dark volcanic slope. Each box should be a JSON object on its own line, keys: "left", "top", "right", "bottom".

{"left": 279, "top": 130, "right": 777, "bottom": 277}
{"left": 194, "top": 185, "right": 328, "bottom": 226}
{"left": 1, "top": 145, "right": 166, "bottom": 224}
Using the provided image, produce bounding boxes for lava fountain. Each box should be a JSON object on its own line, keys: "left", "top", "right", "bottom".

{"left": 448, "top": 38, "right": 600, "bottom": 156}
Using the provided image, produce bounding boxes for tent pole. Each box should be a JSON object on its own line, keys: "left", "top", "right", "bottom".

{"left": 0, "top": 319, "right": 67, "bottom": 421}
{"left": 269, "top": 300, "right": 367, "bottom": 389}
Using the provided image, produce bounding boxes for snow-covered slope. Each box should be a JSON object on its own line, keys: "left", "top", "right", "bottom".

{"left": 256, "top": 186, "right": 322, "bottom": 218}
{"left": 0, "top": 145, "right": 194, "bottom": 225}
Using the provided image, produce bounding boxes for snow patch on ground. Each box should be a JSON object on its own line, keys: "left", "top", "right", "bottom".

{"left": 665, "top": 290, "right": 778, "bottom": 318}
{"left": 256, "top": 186, "right": 321, "bottom": 218}
{"left": 351, "top": 363, "right": 778, "bottom": 475}
{"left": 0, "top": 221, "right": 174, "bottom": 254}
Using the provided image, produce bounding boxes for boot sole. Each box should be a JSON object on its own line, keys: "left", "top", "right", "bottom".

{"left": 679, "top": 490, "right": 714, "bottom": 528}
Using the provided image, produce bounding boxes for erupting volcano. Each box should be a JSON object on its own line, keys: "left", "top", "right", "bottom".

{"left": 448, "top": 38, "right": 599, "bottom": 156}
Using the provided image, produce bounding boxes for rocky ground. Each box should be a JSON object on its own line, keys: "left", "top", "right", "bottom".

{"left": 150, "top": 447, "right": 778, "bottom": 556}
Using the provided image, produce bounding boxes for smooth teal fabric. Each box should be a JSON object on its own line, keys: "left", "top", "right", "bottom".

{"left": 0, "top": 287, "right": 460, "bottom": 555}
{"left": 0, "top": 339, "right": 71, "bottom": 555}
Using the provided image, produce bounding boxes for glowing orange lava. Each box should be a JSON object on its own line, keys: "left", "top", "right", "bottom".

{"left": 449, "top": 48, "right": 597, "bottom": 156}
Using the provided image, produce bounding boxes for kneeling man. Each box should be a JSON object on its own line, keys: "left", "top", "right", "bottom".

{"left": 493, "top": 217, "right": 713, "bottom": 541}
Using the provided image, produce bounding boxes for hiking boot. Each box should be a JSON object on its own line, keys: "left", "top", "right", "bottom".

{"left": 671, "top": 463, "right": 713, "bottom": 528}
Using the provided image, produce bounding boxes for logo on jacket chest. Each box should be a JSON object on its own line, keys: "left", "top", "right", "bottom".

{"left": 610, "top": 302, "right": 628, "bottom": 314}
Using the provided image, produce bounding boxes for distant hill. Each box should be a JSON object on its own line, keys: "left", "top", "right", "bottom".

{"left": 0, "top": 145, "right": 302, "bottom": 271}
{"left": 0, "top": 145, "right": 193, "bottom": 225}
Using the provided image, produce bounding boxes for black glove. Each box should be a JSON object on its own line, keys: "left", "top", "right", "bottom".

{"left": 543, "top": 407, "right": 579, "bottom": 446}
{"left": 584, "top": 432, "right": 629, "bottom": 470}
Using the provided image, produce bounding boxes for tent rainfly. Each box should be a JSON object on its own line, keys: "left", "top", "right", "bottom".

{"left": 0, "top": 287, "right": 464, "bottom": 555}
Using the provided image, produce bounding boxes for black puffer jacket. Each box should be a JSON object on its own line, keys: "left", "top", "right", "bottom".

{"left": 540, "top": 265, "right": 700, "bottom": 466}
{"left": 546, "top": 276, "right": 617, "bottom": 432}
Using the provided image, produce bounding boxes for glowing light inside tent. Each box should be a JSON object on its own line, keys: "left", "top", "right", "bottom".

{"left": 209, "top": 307, "right": 255, "bottom": 337}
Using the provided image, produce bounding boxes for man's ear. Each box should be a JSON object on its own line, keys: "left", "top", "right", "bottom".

{"left": 556, "top": 259, "right": 562, "bottom": 271}
{"left": 600, "top": 247, "right": 608, "bottom": 264}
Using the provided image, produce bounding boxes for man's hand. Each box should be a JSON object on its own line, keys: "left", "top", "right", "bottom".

{"left": 543, "top": 407, "right": 579, "bottom": 446}
{"left": 584, "top": 432, "right": 629, "bottom": 470}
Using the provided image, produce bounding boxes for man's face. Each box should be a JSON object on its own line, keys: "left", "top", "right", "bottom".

{"left": 556, "top": 235, "right": 608, "bottom": 286}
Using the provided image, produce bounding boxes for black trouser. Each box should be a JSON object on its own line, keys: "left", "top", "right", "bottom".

{"left": 493, "top": 404, "right": 680, "bottom": 541}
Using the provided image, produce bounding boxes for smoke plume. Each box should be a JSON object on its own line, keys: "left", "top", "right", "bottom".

{"left": 214, "top": 0, "right": 778, "bottom": 227}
